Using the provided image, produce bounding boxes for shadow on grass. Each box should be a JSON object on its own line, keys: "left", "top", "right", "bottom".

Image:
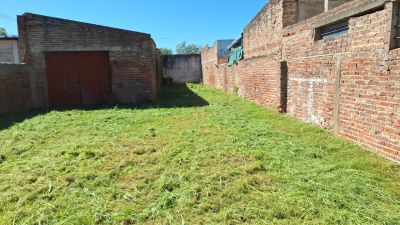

{"left": 0, "top": 84, "right": 209, "bottom": 131}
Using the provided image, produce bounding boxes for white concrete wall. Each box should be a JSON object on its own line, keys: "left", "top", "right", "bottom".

{"left": 163, "top": 54, "right": 202, "bottom": 84}
{"left": 0, "top": 40, "right": 19, "bottom": 63}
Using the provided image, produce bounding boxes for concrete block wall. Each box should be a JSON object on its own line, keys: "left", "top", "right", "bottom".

{"left": 17, "top": 13, "right": 158, "bottom": 107}
{"left": 155, "top": 49, "right": 163, "bottom": 91}
{"left": 202, "top": 0, "right": 399, "bottom": 162}
{"left": 163, "top": 54, "right": 202, "bottom": 83}
{"left": 0, "top": 64, "right": 32, "bottom": 114}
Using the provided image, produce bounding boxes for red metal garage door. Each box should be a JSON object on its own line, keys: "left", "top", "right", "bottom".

{"left": 45, "top": 52, "right": 111, "bottom": 107}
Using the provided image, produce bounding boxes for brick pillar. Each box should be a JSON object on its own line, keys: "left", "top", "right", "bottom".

{"left": 280, "top": 61, "right": 288, "bottom": 113}
{"left": 17, "top": 15, "right": 27, "bottom": 64}
{"left": 333, "top": 54, "right": 343, "bottom": 133}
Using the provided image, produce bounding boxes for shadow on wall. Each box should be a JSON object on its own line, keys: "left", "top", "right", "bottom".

{"left": 163, "top": 55, "right": 203, "bottom": 84}
{"left": 0, "top": 85, "right": 209, "bottom": 131}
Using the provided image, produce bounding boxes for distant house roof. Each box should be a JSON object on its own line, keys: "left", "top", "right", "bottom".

{"left": 0, "top": 36, "right": 18, "bottom": 40}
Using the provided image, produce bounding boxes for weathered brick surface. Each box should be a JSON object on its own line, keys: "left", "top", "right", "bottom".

{"left": 338, "top": 9, "right": 400, "bottom": 161}
{"left": 201, "top": 42, "right": 219, "bottom": 88}
{"left": 202, "top": 51, "right": 286, "bottom": 111}
{"left": 241, "top": 58, "right": 286, "bottom": 110}
{"left": 243, "top": 0, "right": 283, "bottom": 59}
{"left": 202, "top": 0, "right": 399, "bottom": 162}
{"left": 0, "top": 64, "right": 32, "bottom": 114}
{"left": 18, "top": 13, "right": 158, "bottom": 107}
{"left": 284, "top": 1, "right": 399, "bottom": 162}
{"left": 202, "top": 0, "right": 287, "bottom": 111}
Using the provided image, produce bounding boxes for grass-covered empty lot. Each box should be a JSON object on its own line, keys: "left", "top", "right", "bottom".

{"left": 0, "top": 84, "right": 399, "bottom": 225}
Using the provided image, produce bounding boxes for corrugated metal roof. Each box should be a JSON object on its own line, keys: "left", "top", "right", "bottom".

{"left": 227, "top": 35, "right": 243, "bottom": 50}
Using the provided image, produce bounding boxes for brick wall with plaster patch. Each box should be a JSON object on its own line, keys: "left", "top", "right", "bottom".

{"left": 202, "top": 0, "right": 399, "bottom": 162}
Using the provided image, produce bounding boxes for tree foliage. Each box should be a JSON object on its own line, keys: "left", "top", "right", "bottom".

{"left": 0, "top": 28, "right": 6, "bottom": 36}
{"left": 160, "top": 48, "right": 173, "bottom": 55}
{"left": 176, "top": 41, "right": 202, "bottom": 54}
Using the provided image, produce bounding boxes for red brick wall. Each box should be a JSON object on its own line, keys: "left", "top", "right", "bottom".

{"left": 243, "top": 0, "right": 283, "bottom": 59}
{"left": 202, "top": 56, "right": 287, "bottom": 111}
{"left": 0, "top": 64, "right": 32, "bottom": 114}
{"left": 202, "top": 0, "right": 399, "bottom": 162}
{"left": 202, "top": 1, "right": 287, "bottom": 111}
{"left": 283, "top": 19, "right": 351, "bottom": 128}
{"left": 283, "top": 0, "right": 399, "bottom": 162}
{"left": 201, "top": 42, "right": 219, "bottom": 88}
{"left": 17, "top": 13, "right": 158, "bottom": 107}
{"left": 222, "top": 58, "right": 286, "bottom": 111}
{"left": 339, "top": 8, "right": 400, "bottom": 161}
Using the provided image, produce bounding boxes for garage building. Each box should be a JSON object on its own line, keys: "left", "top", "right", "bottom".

{"left": 17, "top": 13, "right": 162, "bottom": 108}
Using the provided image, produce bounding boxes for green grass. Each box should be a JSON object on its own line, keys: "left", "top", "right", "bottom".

{"left": 0, "top": 84, "right": 399, "bottom": 225}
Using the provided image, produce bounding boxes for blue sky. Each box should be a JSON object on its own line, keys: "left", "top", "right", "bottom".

{"left": 0, "top": 0, "right": 267, "bottom": 52}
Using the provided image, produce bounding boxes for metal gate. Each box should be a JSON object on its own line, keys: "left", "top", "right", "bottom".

{"left": 45, "top": 52, "right": 111, "bottom": 107}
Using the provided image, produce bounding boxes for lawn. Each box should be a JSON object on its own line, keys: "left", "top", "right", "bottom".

{"left": 0, "top": 84, "right": 399, "bottom": 225}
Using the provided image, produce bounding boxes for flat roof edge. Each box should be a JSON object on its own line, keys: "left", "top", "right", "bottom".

{"left": 20, "top": 13, "right": 151, "bottom": 38}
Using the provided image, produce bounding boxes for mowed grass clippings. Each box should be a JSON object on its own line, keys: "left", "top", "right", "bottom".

{"left": 0, "top": 84, "right": 398, "bottom": 225}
